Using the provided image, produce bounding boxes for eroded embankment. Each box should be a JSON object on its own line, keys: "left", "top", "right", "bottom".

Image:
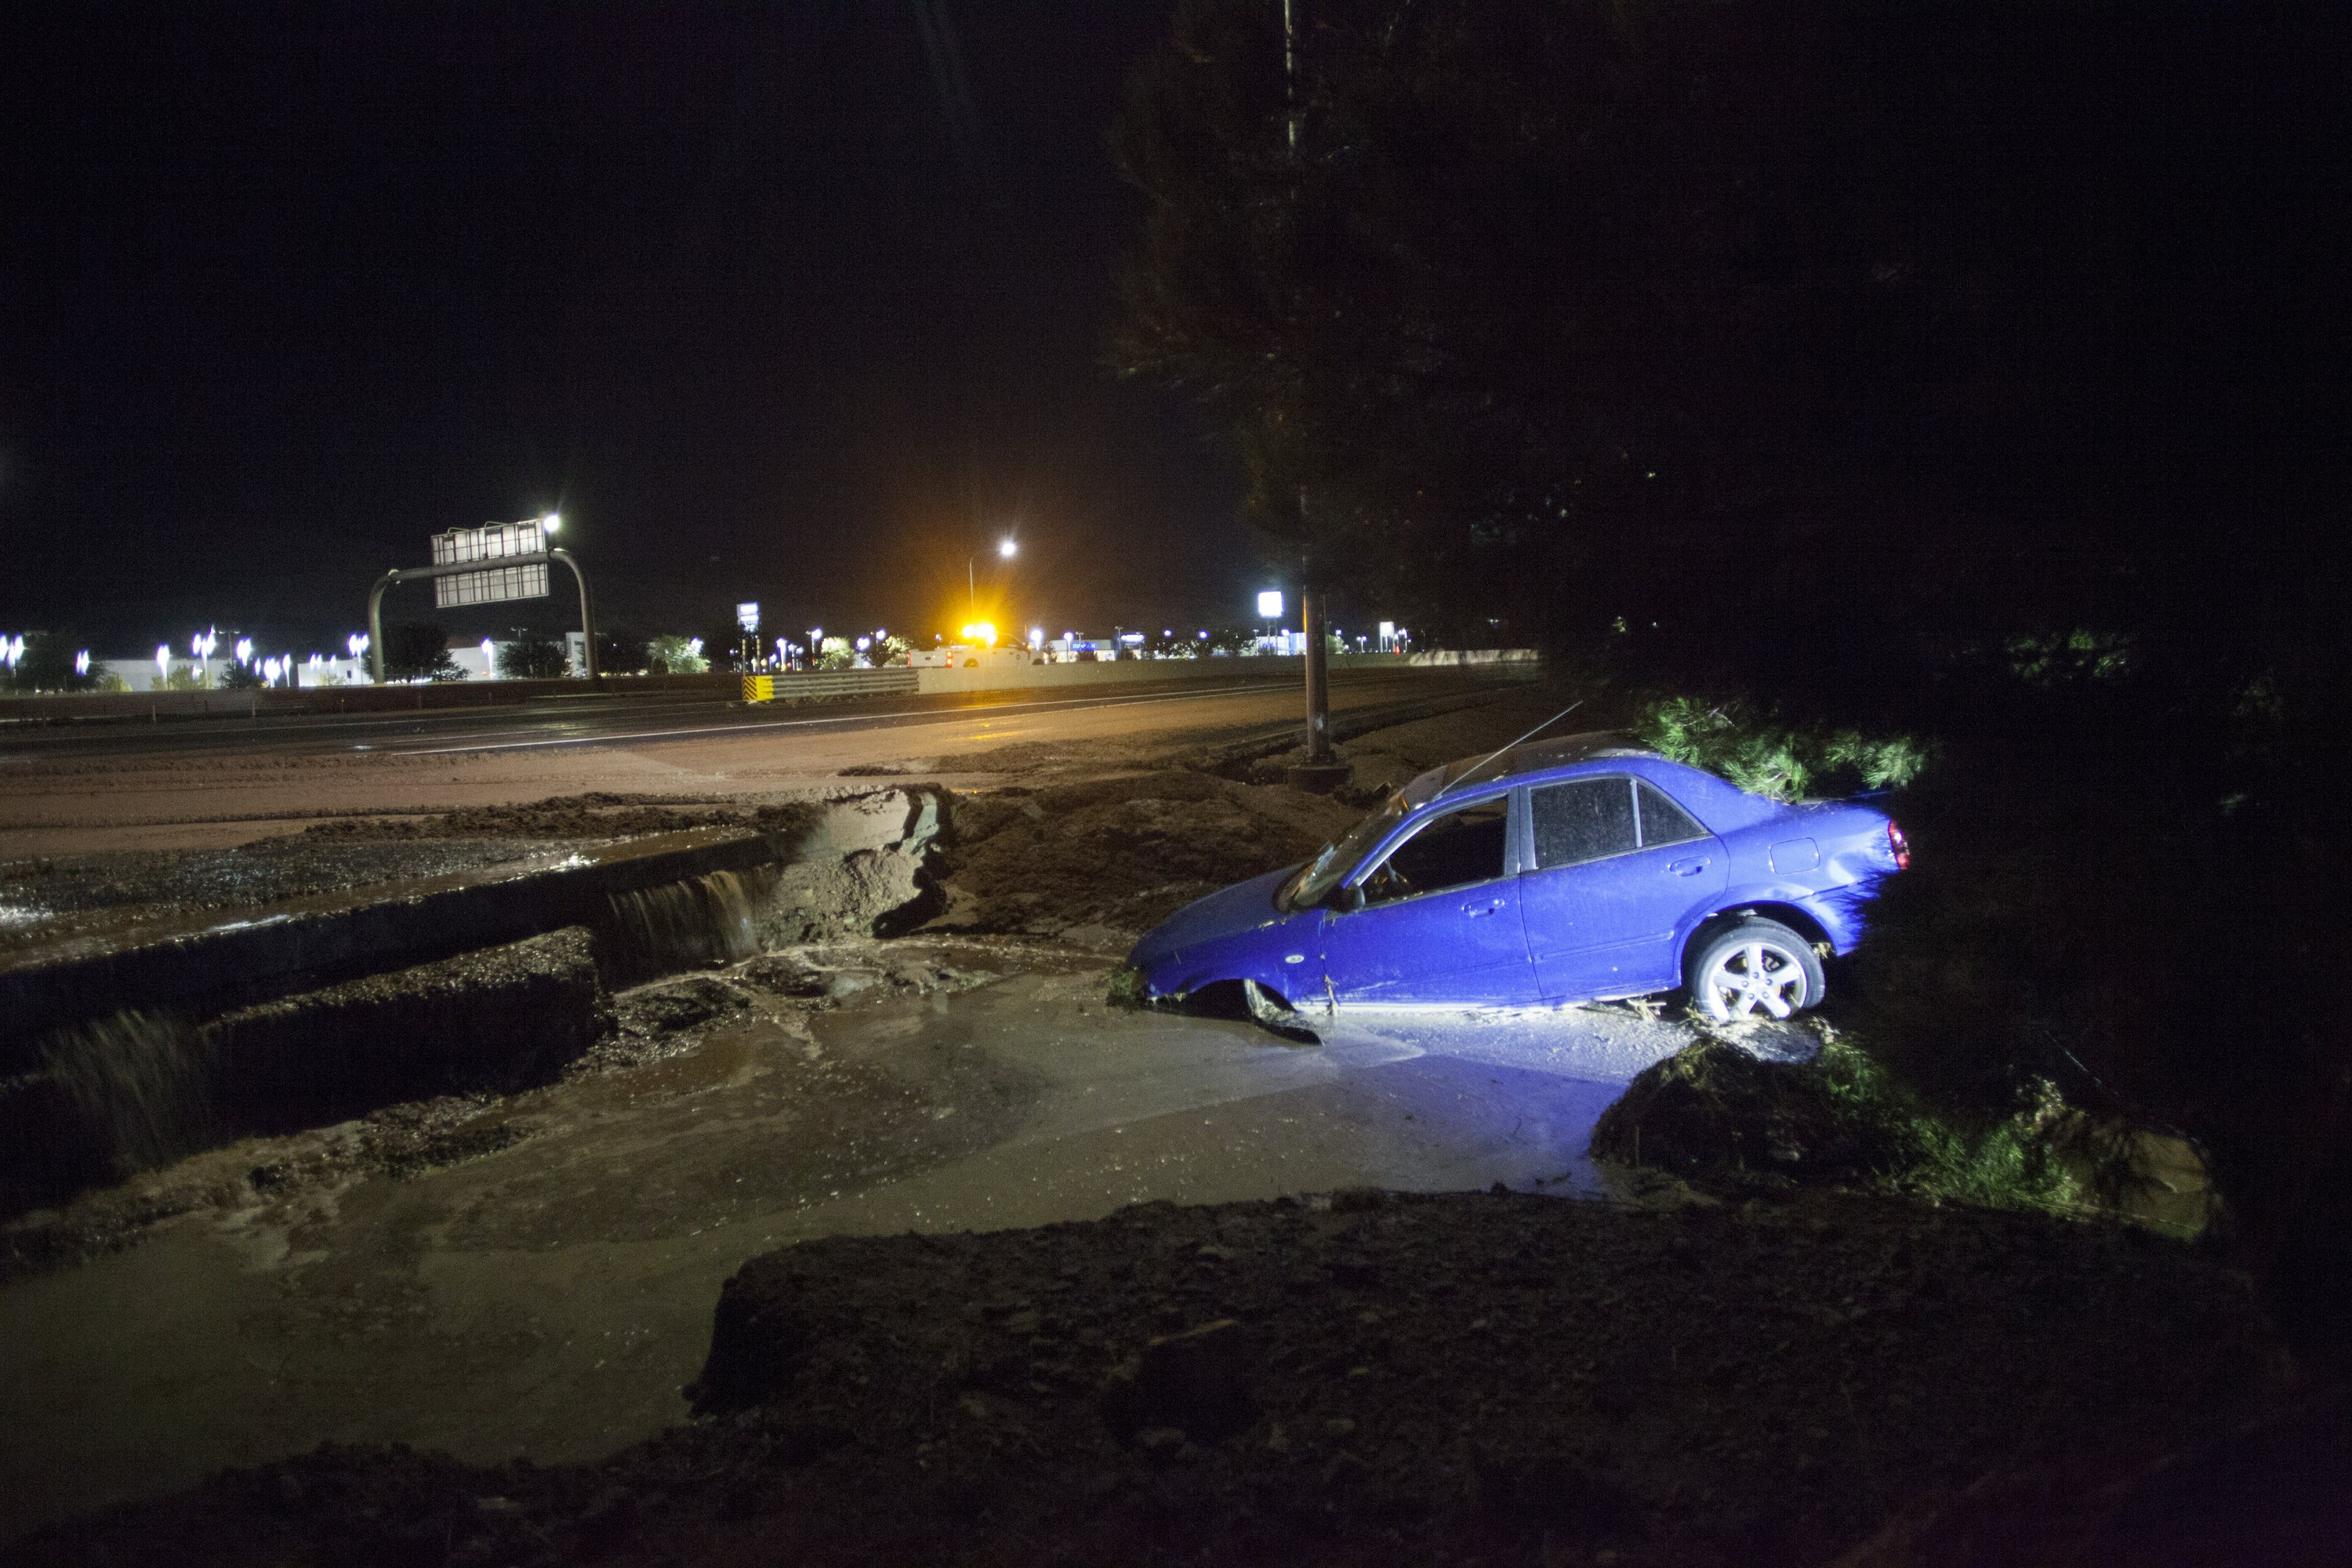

{"left": 4, "top": 1186, "right": 2297, "bottom": 1568}
{"left": 0, "top": 791, "right": 951, "bottom": 1214}
{"left": 0, "top": 767, "right": 1358, "bottom": 1223}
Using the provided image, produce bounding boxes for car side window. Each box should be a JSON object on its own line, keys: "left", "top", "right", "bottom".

{"left": 1530, "top": 778, "right": 1639, "bottom": 869}
{"left": 1358, "top": 797, "right": 1509, "bottom": 906}
{"left": 1635, "top": 781, "right": 1709, "bottom": 848}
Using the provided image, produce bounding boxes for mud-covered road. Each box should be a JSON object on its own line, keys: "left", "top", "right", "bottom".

{"left": 0, "top": 667, "right": 1490, "bottom": 855}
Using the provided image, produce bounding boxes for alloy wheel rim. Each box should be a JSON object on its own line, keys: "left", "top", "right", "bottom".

{"left": 1703, "top": 939, "right": 1806, "bottom": 1022}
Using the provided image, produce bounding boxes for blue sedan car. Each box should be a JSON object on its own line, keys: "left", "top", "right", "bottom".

{"left": 1123, "top": 732, "right": 1907, "bottom": 1029}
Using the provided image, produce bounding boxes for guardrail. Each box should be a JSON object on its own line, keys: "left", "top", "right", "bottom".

{"left": 745, "top": 667, "right": 920, "bottom": 701}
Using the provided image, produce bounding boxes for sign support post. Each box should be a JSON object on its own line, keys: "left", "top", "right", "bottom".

{"left": 367, "top": 546, "right": 597, "bottom": 686}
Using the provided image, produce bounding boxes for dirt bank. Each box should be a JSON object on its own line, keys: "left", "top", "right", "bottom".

{"left": 5, "top": 1185, "right": 2282, "bottom": 1567}
{"left": 929, "top": 770, "right": 1360, "bottom": 939}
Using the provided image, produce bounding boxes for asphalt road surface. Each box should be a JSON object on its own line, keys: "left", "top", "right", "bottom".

{"left": 0, "top": 669, "right": 1505, "bottom": 855}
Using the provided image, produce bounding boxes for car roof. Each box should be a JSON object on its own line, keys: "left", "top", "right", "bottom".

{"left": 1403, "top": 729, "right": 1664, "bottom": 804}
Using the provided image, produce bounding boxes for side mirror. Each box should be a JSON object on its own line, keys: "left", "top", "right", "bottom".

{"left": 1330, "top": 884, "right": 1366, "bottom": 913}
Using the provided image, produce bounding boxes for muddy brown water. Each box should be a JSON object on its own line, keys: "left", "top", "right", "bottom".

{"left": 0, "top": 938, "right": 1697, "bottom": 1541}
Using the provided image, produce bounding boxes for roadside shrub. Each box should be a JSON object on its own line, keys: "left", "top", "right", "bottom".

{"left": 1636, "top": 695, "right": 1926, "bottom": 801}
{"left": 645, "top": 634, "right": 709, "bottom": 675}
{"left": 496, "top": 634, "right": 570, "bottom": 680}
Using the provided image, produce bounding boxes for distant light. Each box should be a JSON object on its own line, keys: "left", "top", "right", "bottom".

{"left": 687, "top": 637, "right": 704, "bottom": 655}
{"left": 855, "top": 636, "right": 870, "bottom": 652}
{"left": 542, "top": 513, "right": 561, "bottom": 534}
{"left": 998, "top": 538, "right": 1018, "bottom": 558}
{"left": 155, "top": 644, "right": 171, "bottom": 675}
{"left": 1029, "top": 626, "right": 1044, "bottom": 647}
{"left": 480, "top": 638, "right": 495, "bottom": 668}
{"left": 1257, "top": 590, "right": 1284, "bottom": 619}
{"left": 235, "top": 637, "right": 253, "bottom": 666}
{"left": 1198, "top": 630, "right": 1209, "bottom": 639}
{"left": 1163, "top": 629, "right": 1172, "bottom": 637}
{"left": 74, "top": 649, "right": 90, "bottom": 676}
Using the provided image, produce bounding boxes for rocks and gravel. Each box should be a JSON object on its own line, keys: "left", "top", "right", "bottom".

{"left": 5, "top": 1185, "right": 2284, "bottom": 1567}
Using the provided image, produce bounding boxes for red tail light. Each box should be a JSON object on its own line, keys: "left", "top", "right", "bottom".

{"left": 1887, "top": 820, "right": 1911, "bottom": 871}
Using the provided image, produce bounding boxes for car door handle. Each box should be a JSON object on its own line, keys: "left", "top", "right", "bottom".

{"left": 1463, "top": 898, "right": 1504, "bottom": 916}
{"left": 1668, "top": 858, "right": 1710, "bottom": 877}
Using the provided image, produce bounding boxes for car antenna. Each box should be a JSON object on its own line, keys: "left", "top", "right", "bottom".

{"left": 1436, "top": 699, "right": 1584, "bottom": 801}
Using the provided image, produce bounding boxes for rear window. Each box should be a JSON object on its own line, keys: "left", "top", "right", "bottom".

{"left": 1636, "top": 782, "right": 1708, "bottom": 848}
{"left": 1530, "top": 778, "right": 1639, "bottom": 869}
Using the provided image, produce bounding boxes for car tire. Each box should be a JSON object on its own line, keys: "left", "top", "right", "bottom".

{"left": 1687, "top": 918, "right": 1824, "bottom": 1023}
{"left": 1243, "top": 978, "right": 1321, "bottom": 1045}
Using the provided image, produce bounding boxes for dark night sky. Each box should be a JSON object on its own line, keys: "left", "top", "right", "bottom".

{"left": 0, "top": 2, "right": 1257, "bottom": 655}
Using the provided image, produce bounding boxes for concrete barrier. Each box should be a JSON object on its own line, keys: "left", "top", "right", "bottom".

{"left": 1, "top": 652, "right": 1537, "bottom": 721}
{"left": 912, "top": 649, "right": 1537, "bottom": 695}
{"left": 0, "top": 672, "right": 737, "bottom": 724}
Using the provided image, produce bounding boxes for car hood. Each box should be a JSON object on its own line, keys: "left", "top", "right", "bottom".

{"left": 1127, "top": 865, "right": 1299, "bottom": 971}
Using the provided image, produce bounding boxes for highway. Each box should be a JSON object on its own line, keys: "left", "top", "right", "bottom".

{"left": 0, "top": 668, "right": 1510, "bottom": 855}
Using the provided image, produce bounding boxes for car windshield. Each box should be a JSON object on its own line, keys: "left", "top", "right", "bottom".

{"left": 1279, "top": 792, "right": 1411, "bottom": 910}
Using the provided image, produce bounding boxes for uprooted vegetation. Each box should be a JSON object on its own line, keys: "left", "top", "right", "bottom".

{"left": 1591, "top": 1027, "right": 2218, "bottom": 1240}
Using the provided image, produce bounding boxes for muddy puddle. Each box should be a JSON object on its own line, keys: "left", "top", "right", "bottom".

{"left": 0, "top": 937, "right": 1697, "bottom": 1540}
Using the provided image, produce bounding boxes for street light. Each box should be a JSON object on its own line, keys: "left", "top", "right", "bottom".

{"left": 541, "top": 512, "right": 561, "bottom": 535}
{"left": 969, "top": 536, "right": 1017, "bottom": 615}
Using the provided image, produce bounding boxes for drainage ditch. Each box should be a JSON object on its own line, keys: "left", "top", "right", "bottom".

{"left": 0, "top": 789, "right": 948, "bottom": 1211}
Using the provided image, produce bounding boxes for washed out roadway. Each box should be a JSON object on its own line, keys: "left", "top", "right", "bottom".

{"left": 0, "top": 939, "right": 1711, "bottom": 1540}
{"left": 0, "top": 668, "right": 1481, "bottom": 856}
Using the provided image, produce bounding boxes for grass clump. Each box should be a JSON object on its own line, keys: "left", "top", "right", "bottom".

{"left": 1596, "top": 1025, "right": 2082, "bottom": 1216}
{"left": 1813, "top": 1033, "right": 2079, "bottom": 1211}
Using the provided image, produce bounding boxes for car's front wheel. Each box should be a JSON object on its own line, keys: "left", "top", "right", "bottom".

{"left": 1243, "top": 978, "right": 1320, "bottom": 1044}
{"left": 1687, "top": 918, "right": 1823, "bottom": 1023}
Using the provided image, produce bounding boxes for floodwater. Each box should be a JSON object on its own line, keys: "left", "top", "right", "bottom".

{"left": 0, "top": 941, "right": 1703, "bottom": 1540}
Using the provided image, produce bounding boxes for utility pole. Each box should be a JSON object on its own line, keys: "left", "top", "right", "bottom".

{"left": 1283, "top": 0, "right": 1347, "bottom": 792}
